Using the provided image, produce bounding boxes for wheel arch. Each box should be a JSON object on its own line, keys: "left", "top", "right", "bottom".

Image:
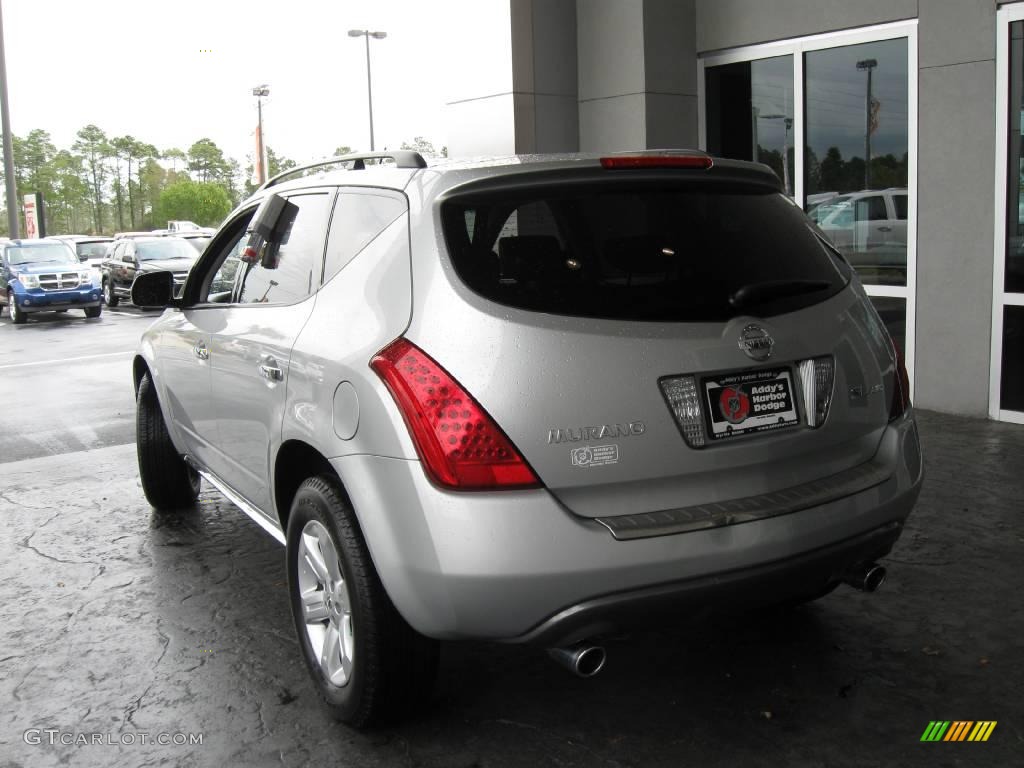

{"left": 274, "top": 439, "right": 342, "bottom": 533}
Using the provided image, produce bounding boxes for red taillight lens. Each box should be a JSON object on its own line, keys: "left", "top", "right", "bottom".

{"left": 889, "top": 341, "right": 911, "bottom": 421}
{"left": 600, "top": 154, "right": 713, "bottom": 170}
{"left": 370, "top": 338, "right": 540, "bottom": 490}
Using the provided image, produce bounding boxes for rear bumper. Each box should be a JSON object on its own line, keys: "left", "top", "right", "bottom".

{"left": 13, "top": 286, "right": 102, "bottom": 312}
{"left": 332, "top": 410, "right": 922, "bottom": 643}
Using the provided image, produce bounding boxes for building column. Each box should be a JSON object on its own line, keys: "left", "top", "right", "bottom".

{"left": 445, "top": 0, "right": 577, "bottom": 158}
{"left": 577, "top": 0, "right": 698, "bottom": 152}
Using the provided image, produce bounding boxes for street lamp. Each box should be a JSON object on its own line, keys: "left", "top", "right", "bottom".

{"left": 348, "top": 29, "right": 387, "bottom": 151}
{"left": 856, "top": 58, "right": 878, "bottom": 189}
{"left": 757, "top": 113, "right": 793, "bottom": 196}
{"left": 252, "top": 84, "right": 270, "bottom": 185}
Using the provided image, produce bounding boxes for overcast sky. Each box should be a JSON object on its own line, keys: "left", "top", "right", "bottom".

{"left": 2, "top": 0, "right": 510, "bottom": 165}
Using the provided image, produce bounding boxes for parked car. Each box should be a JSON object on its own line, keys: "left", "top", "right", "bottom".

{"left": 167, "top": 228, "right": 215, "bottom": 254}
{"left": 808, "top": 188, "right": 908, "bottom": 283}
{"left": 130, "top": 150, "right": 922, "bottom": 727}
{"left": 65, "top": 236, "right": 115, "bottom": 270}
{"left": 1, "top": 238, "right": 102, "bottom": 323}
{"left": 101, "top": 236, "right": 199, "bottom": 307}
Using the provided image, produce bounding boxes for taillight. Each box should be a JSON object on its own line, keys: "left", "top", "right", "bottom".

{"left": 600, "top": 154, "right": 713, "bottom": 170}
{"left": 889, "top": 341, "right": 911, "bottom": 421}
{"left": 370, "top": 338, "right": 540, "bottom": 490}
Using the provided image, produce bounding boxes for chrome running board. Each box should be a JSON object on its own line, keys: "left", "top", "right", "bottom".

{"left": 185, "top": 456, "right": 286, "bottom": 545}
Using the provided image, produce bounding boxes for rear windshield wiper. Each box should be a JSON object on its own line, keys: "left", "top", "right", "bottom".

{"left": 729, "top": 279, "right": 833, "bottom": 310}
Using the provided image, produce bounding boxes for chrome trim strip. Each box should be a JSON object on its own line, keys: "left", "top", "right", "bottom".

{"left": 595, "top": 460, "right": 893, "bottom": 541}
{"left": 185, "top": 456, "right": 286, "bottom": 545}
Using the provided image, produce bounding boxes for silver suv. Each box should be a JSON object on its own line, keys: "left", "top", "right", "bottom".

{"left": 131, "top": 150, "right": 922, "bottom": 727}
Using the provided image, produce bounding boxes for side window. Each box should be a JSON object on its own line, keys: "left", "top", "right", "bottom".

{"left": 111, "top": 242, "right": 124, "bottom": 260}
{"left": 893, "top": 194, "right": 908, "bottom": 220}
{"left": 236, "top": 192, "right": 332, "bottom": 305}
{"left": 322, "top": 191, "right": 406, "bottom": 282}
{"left": 866, "top": 195, "right": 888, "bottom": 221}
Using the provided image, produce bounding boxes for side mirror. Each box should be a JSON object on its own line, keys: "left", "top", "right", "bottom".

{"left": 131, "top": 270, "right": 176, "bottom": 308}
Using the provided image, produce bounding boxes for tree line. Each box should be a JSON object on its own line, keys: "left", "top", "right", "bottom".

{"left": 2, "top": 127, "right": 446, "bottom": 236}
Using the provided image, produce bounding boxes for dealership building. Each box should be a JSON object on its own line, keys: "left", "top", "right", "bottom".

{"left": 446, "top": 0, "right": 1024, "bottom": 424}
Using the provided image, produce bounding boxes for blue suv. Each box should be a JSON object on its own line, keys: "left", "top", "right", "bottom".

{"left": 1, "top": 238, "right": 103, "bottom": 323}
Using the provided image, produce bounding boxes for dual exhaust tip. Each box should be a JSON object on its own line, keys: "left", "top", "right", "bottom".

{"left": 546, "top": 562, "right": 886, "bottom": 678}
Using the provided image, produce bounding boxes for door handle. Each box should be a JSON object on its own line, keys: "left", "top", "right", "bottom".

{"left": 258, "top": 363, "right": 284, "bottom": 381}
{"left": 193, "top": 342, "right": 209, "bottom": 361}
{"left": 877, "top": 226, "right": 892, "bottom": 232}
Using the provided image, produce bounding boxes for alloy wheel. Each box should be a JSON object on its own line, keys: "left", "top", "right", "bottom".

{"left": 296, "top": 519, "right": 354, "bottom": 686}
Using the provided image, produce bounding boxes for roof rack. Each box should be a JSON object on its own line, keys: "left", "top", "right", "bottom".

{"left": 259, "top": 151, "right": 428, "bottom": 190}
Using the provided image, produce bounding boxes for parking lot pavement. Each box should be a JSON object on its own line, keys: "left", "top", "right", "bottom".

{"left": 0, "top": 306, "right": 152, "bottom": 463}
{"left": 0, "top": 410, "right": 1021, "bottom": 768}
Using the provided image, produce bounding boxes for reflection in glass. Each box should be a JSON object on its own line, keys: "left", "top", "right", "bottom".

{"left": 869, "top": 296, "right": 906, "bottom": 352}
{"left": 1001, "top": 307, "right": 1024, "bottom": 412}
{"left": 1006, "top": 22, "right": 1024, "bottom": 294}
{"left": 805, "top": 39, "right": 908, "bottom": 287}
{"left": 705, "top": 55, "right": 794, "bottom": 196}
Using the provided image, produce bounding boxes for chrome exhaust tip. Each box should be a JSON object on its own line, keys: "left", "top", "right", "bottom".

{"left": 547, "top": 643, "right": 607, "bottom": 678}
{"left": 843, "top": 562, "right": 887, "bottom": 593}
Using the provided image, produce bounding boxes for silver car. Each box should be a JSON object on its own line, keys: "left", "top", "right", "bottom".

{"left": 131, "top": 150, "right": 922, "bottom": 727}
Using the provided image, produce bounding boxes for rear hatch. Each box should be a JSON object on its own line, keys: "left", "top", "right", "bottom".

{"left": 408, "top": 158, "right": 897, "bottom": 518}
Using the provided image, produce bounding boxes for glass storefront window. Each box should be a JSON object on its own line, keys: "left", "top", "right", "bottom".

{"left": 705, "top": 55, "right": 795, "bottom": 196}
{"left": 804, "top": 39, "right": 909, "bottom": 287}
{"left": 870, "top": 296, "right": 906, "bottom": 353}
{"left": 1001, "top": 307, "right": 1024, "bottom": 412}
{"left": 1006, "top": 22, "right": 1024, "bottom": 294}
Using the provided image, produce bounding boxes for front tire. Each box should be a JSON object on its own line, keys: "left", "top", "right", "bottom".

{"left": 286, "top": 476, "right": 438, "bottom": 728}
{"left": 8, "top": 291, "right": 25, "bottom": 324}
{"left": 136, "top": 372, "right": 200, "bottom": 509}
{"left": 104, "top": 279, "right": 119, "bottom": 307}
{"left": 85, "top": 305, "right": 102, "bottom": 319}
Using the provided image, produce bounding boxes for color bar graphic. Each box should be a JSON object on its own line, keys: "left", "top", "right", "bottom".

{"left": 920, "top": 721, "right": 996, "bottom": 742}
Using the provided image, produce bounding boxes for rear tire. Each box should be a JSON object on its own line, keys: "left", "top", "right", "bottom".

{"left": 85, "top": 305, "right": 102, "bottom": 319}
{"left": 8, "top": 291, "right": 25, "bottom": 324}
{"left": 136, "top": 372, "right": 200, "bottom": 509}
{"left": 286, "top": 475, "right": 438, "bottom": 728}
{"left": 104, "top": 279, "right": 119, "bottom": 307}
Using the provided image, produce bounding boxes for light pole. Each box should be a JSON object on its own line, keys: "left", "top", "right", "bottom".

{"left": 348, "top": 29, "right": 387, "bottom": 151}
{"left": 856, "top": 58, "right": 878, "bottom": 189}
{"left": 758, "top": 113, "right": 792, "bottom": 196}
{"left": 252, "top": 84, "right": 269, "bottom": 185}
{"left": 0, "top": 0, "right": 18, "bottom": 237}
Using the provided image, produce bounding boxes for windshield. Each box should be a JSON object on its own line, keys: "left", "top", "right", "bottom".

{"left": 183, "top": 236, "right": 211, "bottom": 253}
{"left": 6, "top": 243, "right": 78, "bottom": 266}
{"left": 76, "top": 242, "right": 112, "bottom": 258}
{"left": 135, "top": 239, "right": 199, "bottom": 261}
{"left": 443, "top": 185, "right": 849, "bottom": 322}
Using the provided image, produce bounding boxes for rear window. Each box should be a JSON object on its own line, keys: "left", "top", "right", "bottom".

{"left": 442, "top": 185, "right": 849, "bottom": 322}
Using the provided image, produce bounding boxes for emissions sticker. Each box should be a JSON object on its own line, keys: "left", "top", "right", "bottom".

{"left": 570, "top": 444, "right": 619, "bottom": 468}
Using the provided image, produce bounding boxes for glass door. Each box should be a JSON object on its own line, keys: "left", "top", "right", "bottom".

{"left": 992, "top": 9, "right": 1024, "bottom": 422}
{"left": 699, "top": 22, "right": 918, "bottom": 390}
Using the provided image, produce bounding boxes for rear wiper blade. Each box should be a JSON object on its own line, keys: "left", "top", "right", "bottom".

{"left": 729, "top": 279, "right": 832, "bottom": 309}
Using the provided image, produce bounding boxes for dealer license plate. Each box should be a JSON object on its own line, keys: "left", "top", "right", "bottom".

{"left": 703, "top": 368, "right": 799, "bottom": 441}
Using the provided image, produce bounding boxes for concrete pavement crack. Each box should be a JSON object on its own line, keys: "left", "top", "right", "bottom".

{"left": 122, "top": 682, "right": 155, "bottom": 729}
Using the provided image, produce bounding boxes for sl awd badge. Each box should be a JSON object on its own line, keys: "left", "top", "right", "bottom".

{"left": 738, "top": 324, "right": 774, "bottom": 361}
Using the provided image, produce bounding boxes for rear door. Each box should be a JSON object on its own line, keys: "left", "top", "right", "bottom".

{"left": 208, "top": 189, "right": 334, "bottom": 513}
{"left": 412, "top": 170, "right": 897, "bottom": 518}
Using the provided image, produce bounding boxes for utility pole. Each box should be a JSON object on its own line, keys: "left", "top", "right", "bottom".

{"left": 0, "top": 0, "right": 19, "bottom": 238}
{"left": 857, "top": 58, "right": 878, "bottom": 190}
{"left": 253, "top": 84, "right": 269, "bottom": 185}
